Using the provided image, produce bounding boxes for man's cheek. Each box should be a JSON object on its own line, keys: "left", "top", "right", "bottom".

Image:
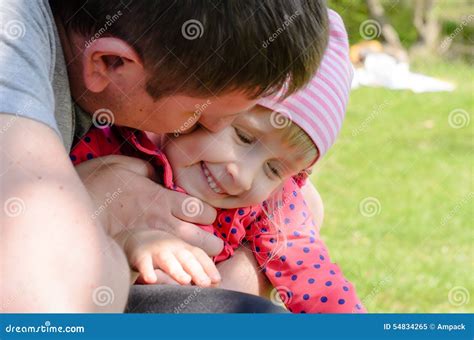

{"left": 179, "top": 120, "right": 199, "bottom": 135}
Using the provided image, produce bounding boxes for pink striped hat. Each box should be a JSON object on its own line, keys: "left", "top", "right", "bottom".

{"left": 258, "top": 9, "right": 353, "bottom": 164}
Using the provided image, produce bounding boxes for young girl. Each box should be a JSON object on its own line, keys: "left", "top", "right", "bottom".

{"left": 70, "top": 10, "right": 365, "bottom": 313}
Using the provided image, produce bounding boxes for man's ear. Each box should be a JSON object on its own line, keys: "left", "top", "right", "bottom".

{"left": 82, "top": 37, "right": 143, "bottom": 93}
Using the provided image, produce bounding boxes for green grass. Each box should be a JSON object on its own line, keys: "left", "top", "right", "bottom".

{"left": 310, "top": 58, "right": 473, "bottom": 312}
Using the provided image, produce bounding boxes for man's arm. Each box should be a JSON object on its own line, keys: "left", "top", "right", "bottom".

{"left": 217, "top": 244, "right": 272, "bottom": 297}
{"left": 0, "top": 115, "right": 129, "bottom": 312}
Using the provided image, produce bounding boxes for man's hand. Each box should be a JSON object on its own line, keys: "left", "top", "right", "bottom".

{"left": 75, "top": 155, "right": 224, "bottom": 256}
{"left": 116, "top": 228, "right": 221, "bottom": 287}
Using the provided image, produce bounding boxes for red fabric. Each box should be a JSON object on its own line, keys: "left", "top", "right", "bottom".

{"left": 70, "top": 126, "right": 366, "bottom": 313}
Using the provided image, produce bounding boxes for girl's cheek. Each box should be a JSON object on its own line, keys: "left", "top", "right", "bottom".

{"left": 176, "top": 135, "right": 206, "bottom": 156}
{"left": 246, "top": 181, "right": 278, "bottom": 205}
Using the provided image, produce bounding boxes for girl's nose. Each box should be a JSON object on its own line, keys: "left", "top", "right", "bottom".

{"left": 225, "top": 163, "right": 253, "bottom": 193}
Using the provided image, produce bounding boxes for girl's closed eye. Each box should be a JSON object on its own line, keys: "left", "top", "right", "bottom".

{"left": 266, "top": 162, "right": 282, "bottom": 180}
{"left": 234, "top": 126, "right": 255, "bottom": 144}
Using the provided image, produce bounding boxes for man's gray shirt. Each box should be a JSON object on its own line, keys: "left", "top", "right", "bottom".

{"left": 0, "top": 0, "right": 90, "bottom": 151}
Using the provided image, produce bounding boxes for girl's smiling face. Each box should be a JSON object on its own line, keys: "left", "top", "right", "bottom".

{"left": 164, "top": 106, "right": 316, "bottom": 209}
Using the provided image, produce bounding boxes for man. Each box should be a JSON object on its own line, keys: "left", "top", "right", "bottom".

{"left": 0, "top": 0, "right": 327, "bottom": 312}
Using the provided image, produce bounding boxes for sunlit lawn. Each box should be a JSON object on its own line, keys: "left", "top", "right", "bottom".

{"left": 311, "top": 58, "right": 473, "bottom": 312}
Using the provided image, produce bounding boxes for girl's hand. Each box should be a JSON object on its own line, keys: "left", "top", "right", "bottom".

{"left": 116, "top": 229, "right": 221, "bottom": 287}
{"left": 134, "top": 268, "right": 185, "bottom": 285}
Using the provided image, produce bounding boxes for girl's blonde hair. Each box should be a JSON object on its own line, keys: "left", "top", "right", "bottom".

{"left": 279, "top": 119, "right": 319, "bottom": 168}
{"left": 252, "top": 117, "right": 319, "bottom": 267}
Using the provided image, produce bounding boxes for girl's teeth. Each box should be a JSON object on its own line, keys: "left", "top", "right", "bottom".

{"left": 201, "top": 162, "right": 223, "bottom": 194}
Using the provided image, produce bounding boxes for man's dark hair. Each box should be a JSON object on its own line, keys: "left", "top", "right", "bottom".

{"left": 51, "top": 0, "right": 328, "bottom": 100}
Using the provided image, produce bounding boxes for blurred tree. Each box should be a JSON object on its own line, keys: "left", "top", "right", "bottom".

{"left": 411, "top": 0, "right": 440, "bottom": 56}
{"left": 329, "top": 0, "right": 472, "bottom": 61}
{"left": 366, "top": 0, "right": 408, "bottom": 60}
{"left": 329, "top": 0, "right": 417, "bottom": 48}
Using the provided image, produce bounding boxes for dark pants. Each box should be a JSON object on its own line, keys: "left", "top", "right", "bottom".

{"left": 125, "top": 285, "right": 288, "bottom": 313}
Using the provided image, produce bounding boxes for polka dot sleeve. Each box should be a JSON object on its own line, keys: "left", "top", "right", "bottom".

{"left": 246, "top": 179, "right": 366, "bottom": 313}
{"left": 70, "top": 127, "right": 123, "bottom": 165}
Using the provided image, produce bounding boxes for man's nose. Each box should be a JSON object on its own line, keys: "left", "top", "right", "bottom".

{"left": 225, "top": 163, "right": 253, "bottom": 194}
{"left": 199, "top": 115, "right": 238, "bottom": 133}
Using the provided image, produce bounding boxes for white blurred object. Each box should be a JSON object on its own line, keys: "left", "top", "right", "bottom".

{"left": 351, "top": 53, "right": 456, "bottom": 93}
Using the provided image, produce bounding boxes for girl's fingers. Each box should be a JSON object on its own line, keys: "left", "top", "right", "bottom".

{"left": 135, "top": 269, "right": 183, "bottom": 285}
{"left": 152, "top": 269, "right": 183, "bottom": 285}
{"left": 175, "top": 249, "right": 211, "bottom": 287}
{"left": 134, "top": 254, "right": 157, "bottom": 284}
{"left": 191, "top": 248, "right": 221, "bottom": 284}
{"left": 154, "top": 252, "right": 191, "bottom": 285}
